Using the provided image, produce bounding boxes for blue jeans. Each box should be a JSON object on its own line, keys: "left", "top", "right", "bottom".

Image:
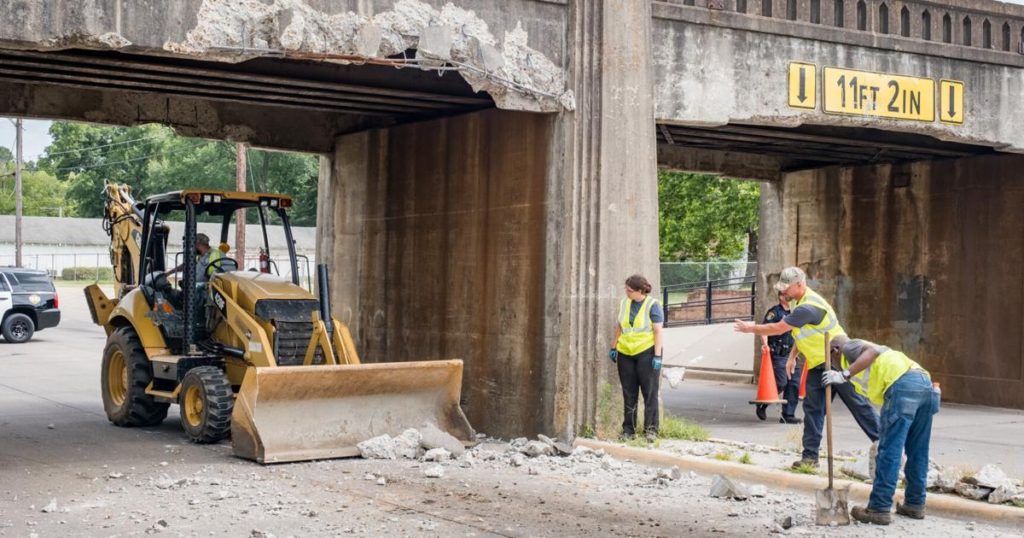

{"left": 869, "top": 370, "right": 939, "bottom": 512}
{"left": 802, "top": 365, "right": 880, "bottom": 461}
{"left": 771, "top": 355, "right": 802, "bottom": 418}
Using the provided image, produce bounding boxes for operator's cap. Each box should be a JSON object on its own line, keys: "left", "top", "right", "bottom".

{"left": 774, "top": 266, "right": 806, "bottom": 292}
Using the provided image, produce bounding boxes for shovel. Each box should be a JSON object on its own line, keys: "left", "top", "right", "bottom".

{"left": 815, "top": 331, "right": 851, "bottom": 525}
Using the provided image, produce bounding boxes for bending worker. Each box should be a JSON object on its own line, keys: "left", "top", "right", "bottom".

{"left": 734, "top": 266, "right": 879, "bottom": 469}
{"left": 824, "top": 335, "right": 939, "bottom": 525}
{"left": 609, "top": 274, "right": 664, "bottom": 442}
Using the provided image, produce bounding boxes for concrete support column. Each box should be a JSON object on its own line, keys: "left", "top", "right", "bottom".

{"left": 546, "top": 0, "right": 660, "bottom": 436}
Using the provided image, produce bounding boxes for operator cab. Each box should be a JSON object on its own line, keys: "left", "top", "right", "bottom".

{"left": 135, "top": 190, "right": 299, "bottom": 354}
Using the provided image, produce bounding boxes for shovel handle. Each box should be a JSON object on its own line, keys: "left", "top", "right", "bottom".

{"left": 824, "top": 331, "right": 833, "bottom": 490}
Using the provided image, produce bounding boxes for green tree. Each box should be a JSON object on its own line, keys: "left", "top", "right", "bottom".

{"left": 37, "top": 121, "right": 320, "bottom": 226}
{"left": 0, "top": 168, "right": 69, "bottom": 216}
{"left": 658, "top": 171, "right": 760, "bottom": 261}
{"left": 0, "top": 146, "right": 12, "bottom": 164}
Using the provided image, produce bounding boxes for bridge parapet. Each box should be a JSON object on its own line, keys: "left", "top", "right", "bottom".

{"left": 657, "top": 0, "right": 1024, "bottom": 65}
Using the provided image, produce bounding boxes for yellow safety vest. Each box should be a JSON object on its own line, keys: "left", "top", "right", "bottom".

{"left": 790, "top": 287, "right": 846, "bottom": 370}
{"left": 842, "top": 346, "right": 926, "bottom": 406}
{"left": 616, "top": 296, "right": 659, "bottom": 356}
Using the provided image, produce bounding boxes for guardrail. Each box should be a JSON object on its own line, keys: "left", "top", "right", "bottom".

{"left": 662, "top": 275, "right": 756, "bottom": 327}
{"left": 662, "top": 0, "right": 1024, "bottom": 54}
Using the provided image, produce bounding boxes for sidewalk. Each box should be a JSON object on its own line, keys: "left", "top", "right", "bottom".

{"left": 663, "top": 379, "right": 1024, "bottom": 477}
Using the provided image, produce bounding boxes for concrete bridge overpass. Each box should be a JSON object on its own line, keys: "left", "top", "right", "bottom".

{"left": 2, "top": 0, "right": 1022, "bottom": 438}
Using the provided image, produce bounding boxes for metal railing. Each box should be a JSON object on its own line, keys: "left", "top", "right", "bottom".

{"left": 662, "top": 275, "right": 757, "bottom": 327}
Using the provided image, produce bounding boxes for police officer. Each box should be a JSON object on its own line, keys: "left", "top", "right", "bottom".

{"left": 756, "top": 290, "right": 803, "bottom": 424}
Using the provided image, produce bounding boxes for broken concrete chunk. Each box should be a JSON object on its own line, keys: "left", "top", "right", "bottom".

{"left": 709, "top": 475, "right": 749, "bottom": 500}
{"left": 968, "top": 464, "right": 1012, "bottom": 489}
{"left": 423, "top": 465, "right": 444, "bottom": 479}
{"left": 417, "top": 25, "right": 454, "bottom": 61}
{"left": 537, "top": 434, "right": 556, "bottom": 447}
{"left": 662, "top": 367, "right": 686, "bottom": 389}
{"left": 840, "top": 455, "right": 872, "bottom": 482}
{"left": 422, "top": 448, "right": 451, "bottom": 463}
{"left": 988, "top": 485, "right": 1019, "bottom": 504}
{"left": 935, "top": 467, "right": 962, "bottom": 492}
{"left": 250, "top": 529, "right": 274, "bottom": 538}
{"left": 520, "top": 441, "right": 552, "bottom": 458}
{"left": 657, "top": 466, "right": 683, "bottom": 481}
{"left": 41, "top": 499, "right": 57, "bottom": 513}
{"left": 510, "top": 453, "right": 526, "bottom": 467}
{"left": 395, "top": 429, "right": 423, "bottom": 459}
{"left": 776, "top": 516, "right": 793, "bottom": 530}
{"left": 419, "top": 422, "right": 465, "bottom": 456}
{"left": 955, "top": 481, "right": 993, "bottom": 501}
{"left": 357, "top": 435, "right": 397, "bottom": 460}
{"left": 600, "top": 456, "right": 623, "bottom": 471}
{"left": 749, "top": 485, "right": 767, "bottom": 497}
{"left": 375, "top": 477, "right": 386, "bottom": 486}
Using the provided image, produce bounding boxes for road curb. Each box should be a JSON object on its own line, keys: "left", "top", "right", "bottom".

{"left": 574, "top": 439, "right": 1024, "bottom": 527}
{"left": 680, "top": 368, "right": 753, "bottom": 384}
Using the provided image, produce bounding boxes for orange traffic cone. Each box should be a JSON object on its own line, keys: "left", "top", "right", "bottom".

{"left": 798, "top": 360, "right": 809, "bottom": 400}
{"left": 750, "top": 337, "right": 787, "bottom": 406}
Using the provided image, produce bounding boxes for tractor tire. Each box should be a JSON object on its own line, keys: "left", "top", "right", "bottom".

{"left": 179, "top": 366, "right": 233, "bottom": 444}
{"left": 1, "top": 313, "right": 34, "bottom": 343}
{"left": 101, "top": 327, "right": 169, "bottom": 426}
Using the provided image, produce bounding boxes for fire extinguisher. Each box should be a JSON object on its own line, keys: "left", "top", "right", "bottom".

{"left": 259, "top": 248, "right": 270, "bottom": 273}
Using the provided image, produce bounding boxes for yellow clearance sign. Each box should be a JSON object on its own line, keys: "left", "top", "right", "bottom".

{"left": 822, "top": 67, "right": 936, "bottom": 122}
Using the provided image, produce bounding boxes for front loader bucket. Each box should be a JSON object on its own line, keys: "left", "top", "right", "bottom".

{"left": 230, "top": 360, "right": 475, "bottom": 464}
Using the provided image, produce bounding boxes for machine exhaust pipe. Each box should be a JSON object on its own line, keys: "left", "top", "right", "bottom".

{"left": 317, "top": 264, "right": 332, "bottom": 336}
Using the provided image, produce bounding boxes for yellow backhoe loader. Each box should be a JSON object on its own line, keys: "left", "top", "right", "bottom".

{"left": 85, "top": 184, "right": 474, "bottom": 463}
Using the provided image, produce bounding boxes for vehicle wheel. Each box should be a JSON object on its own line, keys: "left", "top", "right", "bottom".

{"left": 1, "top": 313, "right": 35, "bottom": 343}
{"left": 179, "top": 366, "right": 233, "bottom": 443}
{"left": 101, "top": 327, "right": 169, "bottom": 426}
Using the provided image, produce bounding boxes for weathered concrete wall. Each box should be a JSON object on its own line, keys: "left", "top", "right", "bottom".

{"left": 318, "top": 109, "right": 554, "bottom": 437}
{"left": 760, "top": 154, "right": 1024, "bottom": 410}
{"left": 652, "top": 4, "right": 1024, "bottom": 151}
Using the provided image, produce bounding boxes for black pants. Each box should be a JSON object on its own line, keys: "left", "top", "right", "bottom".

{"left": 771, "top": 355, "right": 802, "bottom": 419}
{"left": 617, "top": 347, "right": 660, "bottom": 436}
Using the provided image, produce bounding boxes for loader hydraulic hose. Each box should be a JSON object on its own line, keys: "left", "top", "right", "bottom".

{"left": 317, "top": 264, "right": 333, "bottom": 337}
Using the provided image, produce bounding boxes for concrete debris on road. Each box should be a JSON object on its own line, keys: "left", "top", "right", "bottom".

{"left": 840, "top": 454, "right": 872, "bottom": 481}
{"left": 422, "top": 448, "right": 451, "bottom": 462}
{"left": 418, "top": 423, "right": 465, "bottom": 456}
{"left": 40, "top": 499, "right": 57, "bottom": 513}
{"left": 423, "top": 465, "right": 444, "bottom": 478}
{"left": 709, "top": 475, "right": 749, "bottom": 500}
{"left": 657, "top": 466, "right": 683, "bottom": 481}
{"left": 954, "top": 481, "right": 993, "bottom": 501}
{"left": 987, "top": 485, "right": 1018, "bottom": 505}
{"left": 663, "top": 367, "right": 686, "bottom": 388}
{"left": 967, "top": 464, "right": 1013, "bottom": 490}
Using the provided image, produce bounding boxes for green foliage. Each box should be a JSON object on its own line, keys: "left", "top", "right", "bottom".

{"left": 60, "top": 266, "right": 114, "bottom": 281}
{"left": 624, "top": 436, "right": 660, "bottom": 449}
{"left": 36, "top": 121, "right": 319, "bottom": 225}
{"left": 658, "top": 414, "right": 709, "bottom": 441}
{"left": 739, "top": 452, "right": 753, "bottom": 465}
{"left": 595, "top": 382, "right": 623, "bottom": 440}
{"left": 0, "top": 146, "right": 12, "bottom": 163}
{"left": 0, "top": 167, "right": 69, "bottom": 216}
{"left": 658, "top": 170, "right": 760, "bottom": 261}
{"left": 712, "top": 450, "right": 733, "bottom": 461}
{"left": 578, "top": 424, "right": 596, "bottom": 439}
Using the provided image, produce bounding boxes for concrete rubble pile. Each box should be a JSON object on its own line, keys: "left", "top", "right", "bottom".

{"left": 163, "top": 0, "right": 575, "bottom": 112}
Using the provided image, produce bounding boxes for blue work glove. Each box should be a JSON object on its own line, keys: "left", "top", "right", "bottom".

{"left": 652, "top": 356, "right": 662, "bottom": 370}
{"left": 608, "top": 348, "right": 618, "bottom": 363}
{"left": 822, "top": 370, "right": 847, "bottom": 386}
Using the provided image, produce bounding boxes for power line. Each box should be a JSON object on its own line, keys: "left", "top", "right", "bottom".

{"left": 55, "top": 141, "right": 205, "bottom": 172}
{"left": 44, "top": 132, "right": 167, "bottom": 157}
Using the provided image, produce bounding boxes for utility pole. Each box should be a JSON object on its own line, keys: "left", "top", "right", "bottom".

{"left": 235, "top": 142, "right": 246, "bottom": 266}
{"left": 14, "top": 118, "right": 23, "bottom": 267}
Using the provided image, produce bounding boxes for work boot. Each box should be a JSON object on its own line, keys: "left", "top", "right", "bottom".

{"left": 779, "top": 416, "right": 802, "bottom": 424}
{"left": 645, "top": 431, "right": 657, "bottom": 443}
{"left": 618, "top": 432, "right": 635, "bottom": 442}
{"left": 755, "top": 404, "right": 768, "bottom": 421}
{"left": 851, "top": 506, "right": 891, "bottom": 525}
{"left": 791, "top": 457, "right": 819, "bottom": 469}
{"left": 896, "top": 502, "right": 926, "bottom": 520}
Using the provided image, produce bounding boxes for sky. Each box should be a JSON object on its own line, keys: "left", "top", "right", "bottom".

{"left": 0, "top": 119, "right": 53, "bottom": 162}
{"left": 2, "top": 0, "right": 1023, "bottom": 158}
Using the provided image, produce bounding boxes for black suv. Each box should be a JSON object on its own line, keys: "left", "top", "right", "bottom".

{"left": 0, "top": 268, "right": 61, "bottom": 343}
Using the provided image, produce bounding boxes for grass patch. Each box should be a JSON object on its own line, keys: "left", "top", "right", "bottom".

{"left": 578, "top": 424, "right": 595, "bottom": 439}
{"left": 1011, "top": 499, "right": 1024, "bottom": 509}
{"left": 739, "top": 452, "right": 753, "bottom": 465}
{"left": 659, "top": 414, "right": 709, "bottom": 442}
{"left": 624, "top": 436, "right": 661, "bottom": 449}
{"left": 595, "top": 383, "right": 623, "bottom": 440}
{"left": 712, "top": 450, "right": 733, "bottom": 462}
{"left": 788, "top": 463, "right": 819, "bottom": 475}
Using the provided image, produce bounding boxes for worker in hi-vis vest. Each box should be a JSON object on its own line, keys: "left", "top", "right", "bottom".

{"left": 734, "top": 266, "right": 879, "bottom": 469}
{"left": 824, "top": 335, "right": 939, "bottom": 526}
{"left": 609, "top": 274, "right": 664, "bottom": 442}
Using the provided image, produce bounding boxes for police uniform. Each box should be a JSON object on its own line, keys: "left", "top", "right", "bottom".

{"left": 762, "top": 303, "right": 801, "bottom": 421}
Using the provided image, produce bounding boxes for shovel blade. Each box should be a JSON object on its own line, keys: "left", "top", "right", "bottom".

{"left": 815, "top": 486, "right": 851, "bottom": 525}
